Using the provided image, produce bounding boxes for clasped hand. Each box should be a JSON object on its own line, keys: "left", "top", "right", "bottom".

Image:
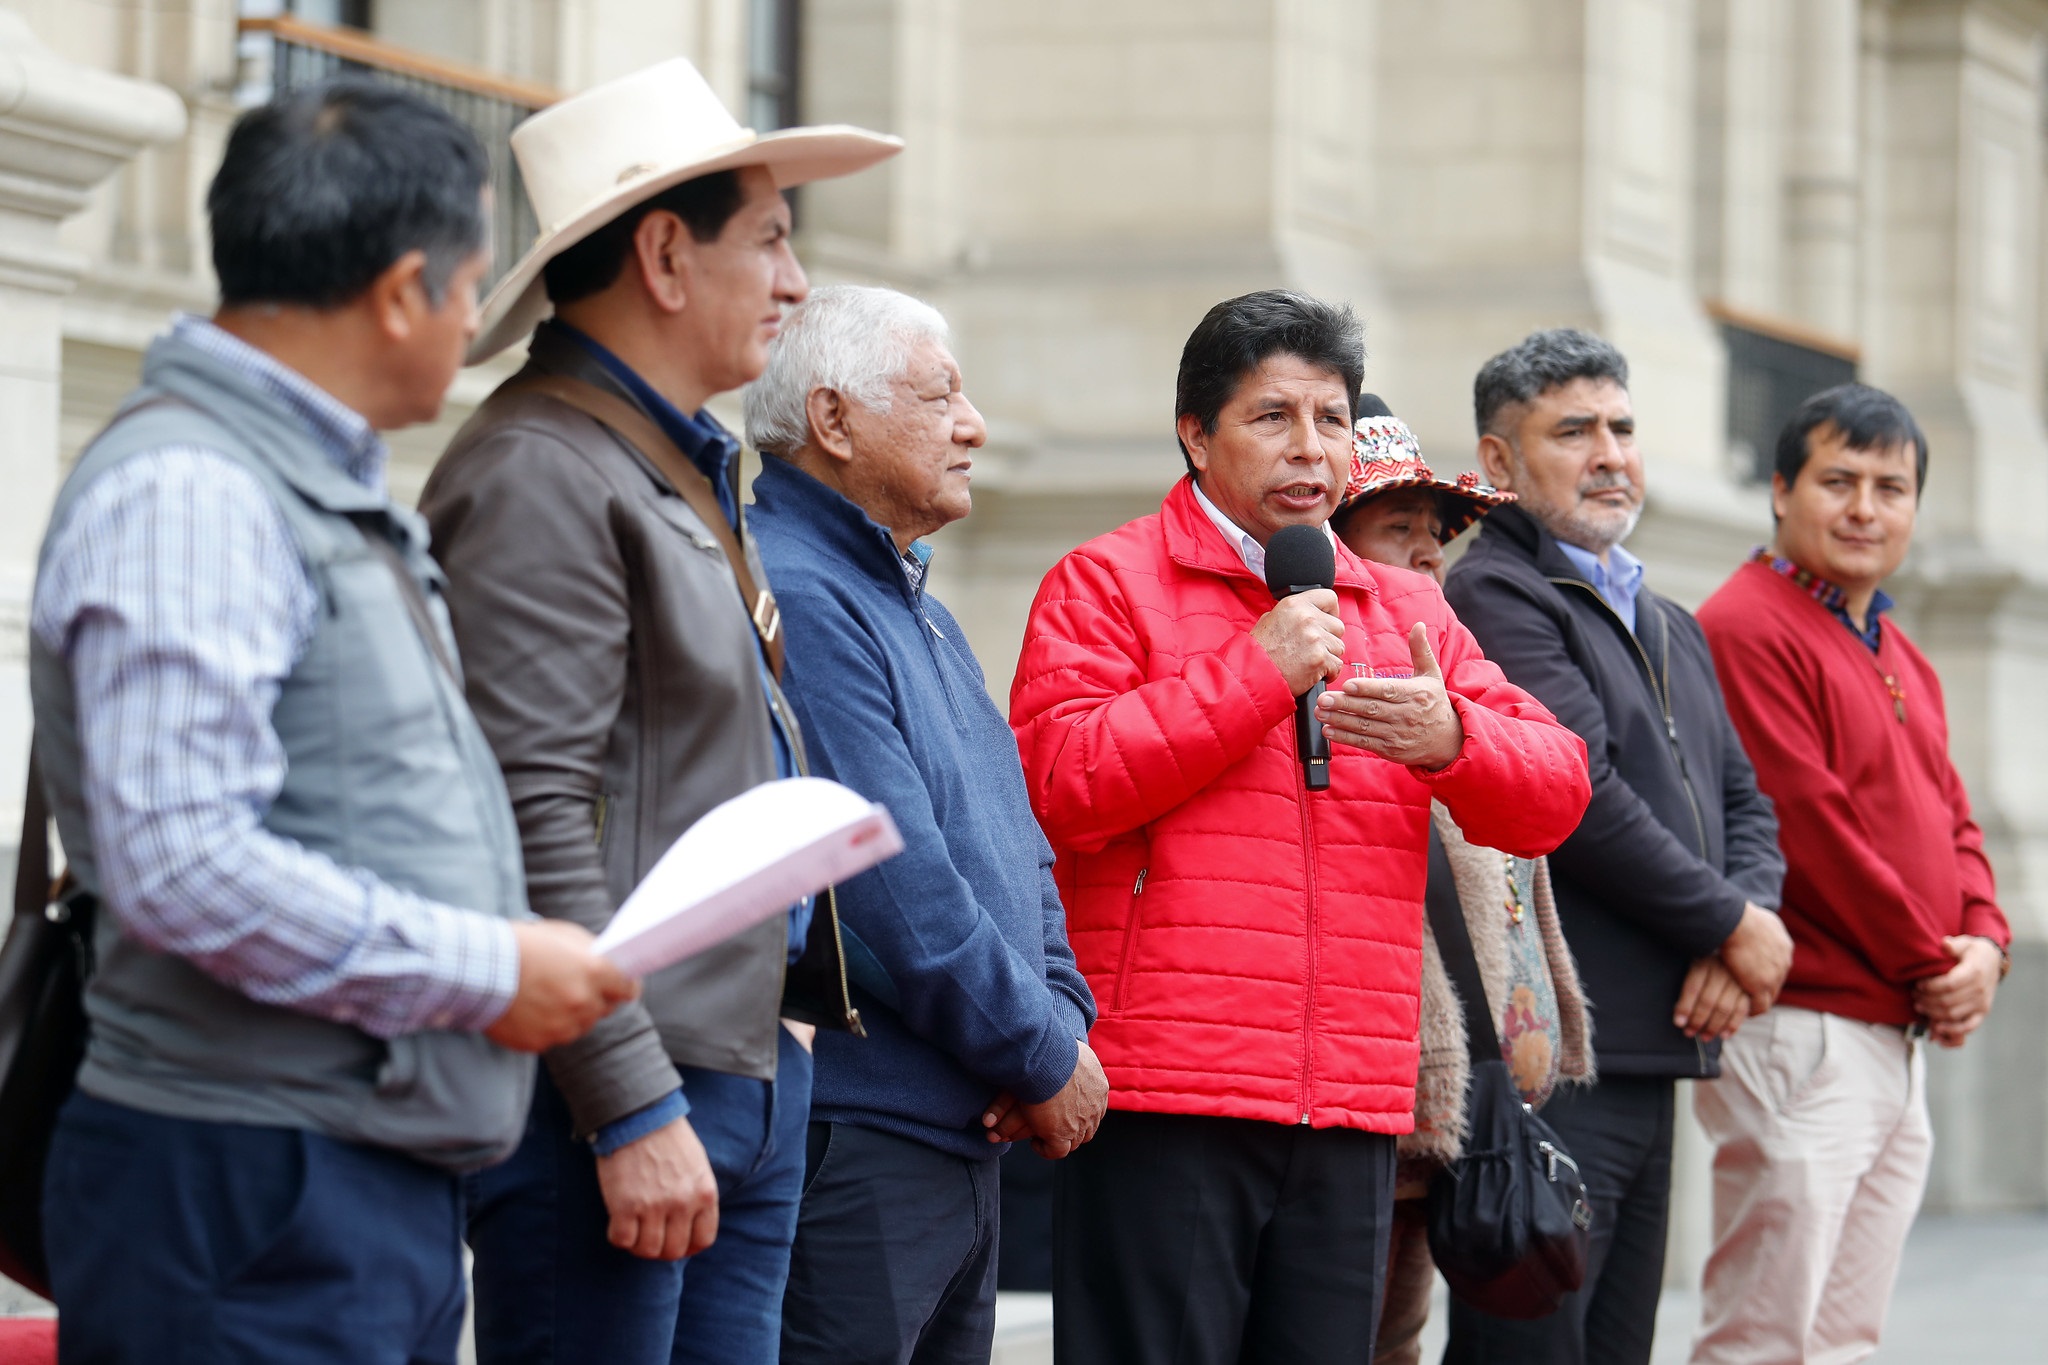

{"left": 1674, "top": 903, "right": 1794, "bottom": 1041}
{"left": 1913, "top": 935, "right": 2002, "bottom": 1048}
{"left": 979, "top": 1041, "right": 1110, "bottom": 1159}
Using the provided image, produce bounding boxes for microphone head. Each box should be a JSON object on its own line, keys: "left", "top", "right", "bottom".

{"left": 1264, "top": 523, "right": 1336, "bottom": 598}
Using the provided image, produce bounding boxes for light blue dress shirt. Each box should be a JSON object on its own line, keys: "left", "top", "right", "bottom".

{"left": 1557, "top": 540, "right": 1646, "bottom": 634}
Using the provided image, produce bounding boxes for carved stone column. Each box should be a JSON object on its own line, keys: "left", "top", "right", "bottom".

{"left": 1864, "top": 0, "right": 2048, "bottom": 1212}
{"left": 0, "top": 12, "right": 184, "bottom": 872}
{"left": 1785, "top": 0, "right": 1860, "bottom": 335}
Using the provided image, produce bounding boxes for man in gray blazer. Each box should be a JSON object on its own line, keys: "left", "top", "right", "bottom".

{"left": 420, "top": 58, "right": 899, "bottom": 1365}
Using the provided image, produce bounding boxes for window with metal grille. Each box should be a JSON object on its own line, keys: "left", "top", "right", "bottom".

{"left": 235, "top": 8, "right": 556, "bottom": 292}
{"left": 1712, "top": 305, "right": 1859, "bottom": 484}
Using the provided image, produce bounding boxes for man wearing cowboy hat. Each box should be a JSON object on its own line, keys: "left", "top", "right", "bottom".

{"left": 418, "top": 58, "right": 900, "bottom": 1365}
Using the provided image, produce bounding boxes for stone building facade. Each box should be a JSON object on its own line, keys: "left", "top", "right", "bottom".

{"left": 2, "top": 0, "right": 2043, "bottom": 1270}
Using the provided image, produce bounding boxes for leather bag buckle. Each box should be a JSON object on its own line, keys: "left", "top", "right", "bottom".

{"left": 752, "top": 589, "right": 781, "bottom": 647}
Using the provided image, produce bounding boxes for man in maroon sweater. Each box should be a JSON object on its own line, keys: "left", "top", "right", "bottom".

{"left": 1693, "top": 383, "right": 2010, "bottom": 1365}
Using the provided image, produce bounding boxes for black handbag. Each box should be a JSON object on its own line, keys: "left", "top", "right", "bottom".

{"left": 0, "top": 747, "right": 94, "bottom": 1299}
{"left": 1422, "top": 830, "right": 1591, "bottom": 1320}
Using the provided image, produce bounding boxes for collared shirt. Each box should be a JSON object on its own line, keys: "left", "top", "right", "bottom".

{"left": 1749, "top": 547, "right": 1892, "bottom": 653}
{"left": 555, "top": 325, "right": 813, "bottom": 953}
{"left": 29, "top": 315, "right": 519, "bottom": 1039}
{"left": 1556, "top": 539, "right": 1647, "bottom": 634}
{"left": 902, "top": 540, "right": 932, "bottom": 592}
{"left": 1190, "top": 477, "right": 1337, "bottom": 580}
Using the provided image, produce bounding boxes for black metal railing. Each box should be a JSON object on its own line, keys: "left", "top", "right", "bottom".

{"left": 236, "top": 16, "right": 557, "bottom": 289}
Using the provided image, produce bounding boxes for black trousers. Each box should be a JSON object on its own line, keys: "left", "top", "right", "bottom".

{"left": 780, "top": 1122, "right": 1001, "bottom": 1365}
{"left": 1445, "top": 1075, "right": 1677, "bottom": 1365}
{"left": 1053, "top": 1109, "right": 1397, "bottom": 1365}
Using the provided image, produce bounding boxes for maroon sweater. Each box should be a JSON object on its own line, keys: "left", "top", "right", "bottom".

{"left": 1698, "top": 560, "right": 2007, "bottom": 1025}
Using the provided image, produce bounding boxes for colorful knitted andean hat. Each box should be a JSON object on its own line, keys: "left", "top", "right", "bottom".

{"left": 1341, "top": 393, "right": 1515, "bottom": 543}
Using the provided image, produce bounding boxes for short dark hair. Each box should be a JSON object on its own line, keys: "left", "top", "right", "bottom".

{"left": 543, "top": 170, "right": 749, "bottom": 306}
{"left": 1773, "top": 383, "right": 1928, "bottom": 498}
{"left": 1174, "top": 290, "right": 1364, "bottom": 474}
{"left": 1473, "top": 327, "right": 1630, "bottom": 439}
{"left": 209, "top": 81, "right": 490, "bottom": 309}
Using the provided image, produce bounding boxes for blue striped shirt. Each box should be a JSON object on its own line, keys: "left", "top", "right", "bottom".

{"left": 30, "top": 316, "right": 519, "bottom": 1040}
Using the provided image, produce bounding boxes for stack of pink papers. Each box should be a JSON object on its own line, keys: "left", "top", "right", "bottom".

{"left": 594, "top": 777, "right": 904, "bottom": 978}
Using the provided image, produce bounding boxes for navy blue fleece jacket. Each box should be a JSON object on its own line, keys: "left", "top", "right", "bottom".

{"left": 750, "top": 457, "right": 1095, "bottom": 1160}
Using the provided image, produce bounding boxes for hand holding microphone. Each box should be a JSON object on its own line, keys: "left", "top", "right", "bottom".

{"left": 1256, "top": 526, "right": 1345, "bottom": 790}
{"left": 1250, "top": 591, "right": 1347, "bottom": 694}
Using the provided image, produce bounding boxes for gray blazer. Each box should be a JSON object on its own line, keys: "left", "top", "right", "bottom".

{"left": 421, "top": 324, "right": 849, "bottom": 1136}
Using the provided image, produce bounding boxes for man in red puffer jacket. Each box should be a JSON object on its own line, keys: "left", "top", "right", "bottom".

{"left": 1009, "top": 290, "right": 1592, "bottom": 1364}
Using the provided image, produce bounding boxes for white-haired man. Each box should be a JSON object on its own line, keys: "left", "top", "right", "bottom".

{"left": 745, "top": 285, "right": 1106, "bottom": 1365}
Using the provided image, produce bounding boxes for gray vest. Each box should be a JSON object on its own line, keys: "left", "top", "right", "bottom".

{"left": 29, "top": 331, "right": 535, "bottom": 1172}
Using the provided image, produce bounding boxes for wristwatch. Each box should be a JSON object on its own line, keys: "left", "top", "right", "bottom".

{"left": 1975, "top": 936, "right": 2012, "bottom": 981}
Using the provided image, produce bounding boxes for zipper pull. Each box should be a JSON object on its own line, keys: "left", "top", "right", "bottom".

{"left": 1133, "top": 868, "right": 1148, "bottom": 896}
{"left": 1664, "top": 714, "right": 1679, "bottom": 742}
{"left": 1540, "top": 1140, "right": 1559, "bottom": 1182}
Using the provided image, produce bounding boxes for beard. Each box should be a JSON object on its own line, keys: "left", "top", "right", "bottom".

{"left": 1515, "top": 461, "right": 1642, "bottom": 554}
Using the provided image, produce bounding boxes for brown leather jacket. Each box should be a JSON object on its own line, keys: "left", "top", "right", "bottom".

{"left": 421, "top": 324, "right": 851, "bottom": 1136}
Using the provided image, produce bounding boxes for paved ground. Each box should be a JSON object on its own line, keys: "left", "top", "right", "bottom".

{"left": 989, "top": 1211, "right": 2048, "bottom": 1365}
{"left": 1411, "top": 1211, "right": 2048, "bottom": 1365}
{"left": 8, "top": 1211, "right": 2044, "bottom": 1362}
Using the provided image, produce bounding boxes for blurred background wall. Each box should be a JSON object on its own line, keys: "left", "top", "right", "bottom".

{"left": 3, "top": 0, "right": 2045, "bottom": 1288}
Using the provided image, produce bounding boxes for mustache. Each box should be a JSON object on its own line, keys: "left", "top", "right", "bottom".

{"left": 1579, "top": 473, "right": 1637, "bottom": 496}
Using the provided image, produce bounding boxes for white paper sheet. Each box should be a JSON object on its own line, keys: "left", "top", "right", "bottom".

{"left": 593, "top": 776, "right": 905, "bottom": 979}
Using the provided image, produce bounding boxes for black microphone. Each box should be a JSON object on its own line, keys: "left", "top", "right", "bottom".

{"left": 1264, "top": 523, "right": 1337, "bottom": 792}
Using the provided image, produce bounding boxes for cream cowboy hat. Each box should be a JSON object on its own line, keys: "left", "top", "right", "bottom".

{"left": 468, "top": 57, "right": 903, "bottom": 363}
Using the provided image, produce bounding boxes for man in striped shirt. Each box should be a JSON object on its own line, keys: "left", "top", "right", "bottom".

{"left": 29, "top": 83, "right": 633, "bottom": 1363}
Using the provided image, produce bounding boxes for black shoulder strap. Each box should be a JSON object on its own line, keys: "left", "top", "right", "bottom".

{"left": 13, "top": 747, "right": 51, "bottom": 932}
{"left": 1424, "top": 825, "right": 1501, "bottom": 1065}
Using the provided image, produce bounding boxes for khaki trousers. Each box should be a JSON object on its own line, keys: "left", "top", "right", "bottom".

{"left": 1689, "top": 1006, "right": 1932, "bottom": 1365}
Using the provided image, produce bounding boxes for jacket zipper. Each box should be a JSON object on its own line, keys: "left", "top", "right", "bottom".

{"left": 1549, "top": 579, "right": 1708, "bottom": 856}
{"left": 1297, "top": 767, "right": 1318, "bottom": 1125}
{"left": 1113, "top": 866, "right": 1147, "bottom": 1014}
{"left": 1656, "top": 614, "right": 1710, "bottom": 855}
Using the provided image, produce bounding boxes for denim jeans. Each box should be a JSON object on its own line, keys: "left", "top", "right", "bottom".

{"left": 467, "top": 1025, "right": 813, "bottom": 1365}
{"left": 45, "top": 1091, "right": 468, "bottom": 1364}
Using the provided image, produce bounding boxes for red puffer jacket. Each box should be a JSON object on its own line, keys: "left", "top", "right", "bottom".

{"left": 1010, "top": 480, "right": 1590, "bottom": 1133}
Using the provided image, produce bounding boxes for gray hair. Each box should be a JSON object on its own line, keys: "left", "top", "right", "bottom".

{"left": 743, "top": 285, "right": 951, "bottom": 457}
{"left": 1473, "top": 328, "right": 1630, "bottom": 440}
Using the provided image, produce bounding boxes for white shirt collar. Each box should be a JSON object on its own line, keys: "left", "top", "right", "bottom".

{"left": 1189, "top": 478, "right": 1335, "bottom": 580}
